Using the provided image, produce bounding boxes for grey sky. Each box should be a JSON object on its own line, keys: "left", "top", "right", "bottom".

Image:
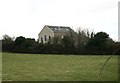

{"left": 0, "top": 0, "right": 119, "bottom": 41}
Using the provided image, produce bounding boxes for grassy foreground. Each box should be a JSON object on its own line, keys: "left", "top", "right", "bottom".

{"left": 2, "top": 53, "right": 118, "bottom": 81}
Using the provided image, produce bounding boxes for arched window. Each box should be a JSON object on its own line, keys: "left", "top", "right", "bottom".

{"left": 61, "top": 36, "right": 64, "bottom": 39}
{"left": 45, "top": 35, "right": 47, "bottom": 41}
{"left": 41, "top": 37, "right": 43, "bottom": 43}
{"left": 49, "top": 36, "right": 51, "bottom": 40}
{"left": 49, "top": 36, "right": 51, "bottom": 43}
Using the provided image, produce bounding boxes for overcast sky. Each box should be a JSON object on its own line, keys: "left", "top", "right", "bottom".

{"left": 0, "top": 0, "right": 119, "bottom": 41}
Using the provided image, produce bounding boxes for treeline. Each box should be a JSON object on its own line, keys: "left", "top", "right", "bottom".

{"left": 1, "top": 29, "right": 120, "bottom": 55}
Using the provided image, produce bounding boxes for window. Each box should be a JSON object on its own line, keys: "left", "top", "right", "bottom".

{"left": 66, "top": 28, "right": 69, "bottom": 31}
{"left": 61, "top": 36, "right": 64, "bottom": 39}
{"left": 55, "top": 28, "right": 57, "bottom": 30}
{"left": 41, "top": 37, "right": 43, "bottom": 43}
{"left": 49, "top": 36, "right": 51, "bottom": 42}
{"left": 49, "top": 36, "right": 51, "bottom": 40}
{"left": 58, "top": 27, "right": 61, "bottom": 30}
{"left": 45, "top": 35, "right": 47, "bottom": 41}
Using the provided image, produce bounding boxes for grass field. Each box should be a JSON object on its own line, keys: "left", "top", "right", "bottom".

{"left": 2, "top": 53, "right": 118, "bottom": 81}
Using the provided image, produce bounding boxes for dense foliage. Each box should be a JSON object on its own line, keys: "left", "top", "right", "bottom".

{"left": 1, "top": 31, "right": 120, "bottom": 55}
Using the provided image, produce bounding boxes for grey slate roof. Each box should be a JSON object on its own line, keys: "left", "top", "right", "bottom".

{"left": 46, "top": 25, "right": 73, "bottom": 33}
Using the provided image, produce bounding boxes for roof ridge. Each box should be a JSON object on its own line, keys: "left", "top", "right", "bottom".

{"left": 46, "top": 25, "right": 70, "bottom": 28}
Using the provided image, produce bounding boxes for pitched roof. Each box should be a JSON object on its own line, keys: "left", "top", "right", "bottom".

{"left": 45, "top": 25, "right": 73, "bottom": 33}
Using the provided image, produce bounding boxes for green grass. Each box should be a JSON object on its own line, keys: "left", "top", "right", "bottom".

{"left": 2, "top": 53, "right": 118, "bottom": 81}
